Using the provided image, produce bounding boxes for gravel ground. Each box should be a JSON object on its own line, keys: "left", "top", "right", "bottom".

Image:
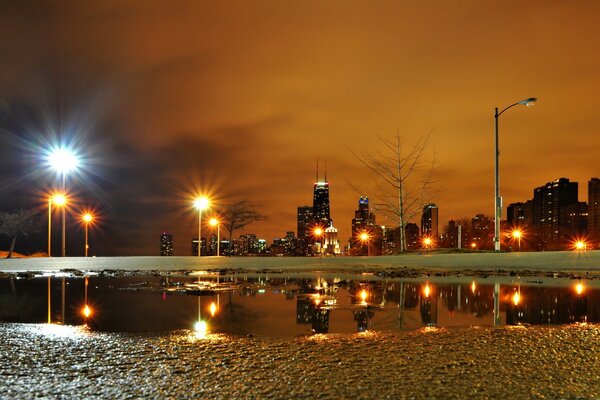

{"left": 1, "top": 323, "right": 599, "bottom": 399}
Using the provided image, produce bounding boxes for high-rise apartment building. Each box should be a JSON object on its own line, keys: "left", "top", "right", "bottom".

{"left": 421, "top": 204, "right": 439, "bottom": 238}
{"left": 507, "top": 200, "right": 533, "bottom": 230}
{"left": 191, "top": 238, "right": 206, "bottom": 256}
{"left": 160, "top": 233, "right": 173, "bottom": 256}
{"left": 589, "top": 178, "right": 600, "bottom": 242}
{"left": 532, "top": 178, "right": 579, "bottom": 246}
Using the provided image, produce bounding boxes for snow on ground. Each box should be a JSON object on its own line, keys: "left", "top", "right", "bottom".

{"left": 0, "top": 250, "right": 599, "bottom": 273}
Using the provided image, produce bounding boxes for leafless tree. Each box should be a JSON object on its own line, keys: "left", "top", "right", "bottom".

{"left": 0, "top": 209, "right": 41, "bottom": 258}
{"left": 221, "top": 200, "right": 266, "bottom": 256}
{"left": 352, "top": 131, "right": 437, "bottom": 253}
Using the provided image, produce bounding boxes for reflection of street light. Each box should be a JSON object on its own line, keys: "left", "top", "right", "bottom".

{"left": 359, "top": 289, "right": 368, "bottom": 303}
{"left": 494, "top": 97, "right": 537, "bottom": 252}
{"left": 512, "top": 229, "right": 522, "bottom": 252}
{"left": 423, "top": 283, "right": 431, "bottom": 298}
{"left": 48, "top": 194, "right": 67, "bottom": 257}
{"left": 82, "top": 213, "right": 93, "bottom": 257}
{"left": 47, "top": 146, "right": 80, "bottom": 257}
{"left": 359, "top": 231, "right": 370, "bottom": 256}
{"left": 193, "top": 196, "right": 210, "bottom": 257}
{"left": 209, "top": 301, "right": 217, "bottom": 317}
{"left": 512, "top": 291, "right": 521, "bottom": 306}
{"left": 209, "top": 218, "right": 220, "bottom": 256}
{"left": 575, "top": 282, "right": 585, "bottom": 295}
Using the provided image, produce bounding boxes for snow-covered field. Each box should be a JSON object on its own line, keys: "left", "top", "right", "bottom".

{"left": 0, "top": 250, "right": 599, "bottom": 273}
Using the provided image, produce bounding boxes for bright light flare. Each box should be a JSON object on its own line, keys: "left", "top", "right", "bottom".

{"left": 359, "top": 289, "right": 368, "bottom": 302}
{"left": 47, "top": 147, "right": 80, "bottom": 174}
{"left": 423, "top": 237, "right": 433, "bottom": 248}
{"left": 194, "top": 320, "right": 208, "bottom": 338}
{"left": 51, "top": 194, "right": 67, "bottom": 206}
{"left": 574, "top": 240, "right": 587, "bottom": 251}
{"left": 209, "top": 218, "right": 218, "bottom": 227}
{"left": 470, "top": 242, "right": 477, "bottom": 249}
{"left": 82, "top": 213, "right": 93, "bottom": 223}
{"left": 512, "top": 230, "right": 522, "bottom": 239}
{"left": 209, "top": 302, "right": 217, "bottom": 317}
{"left": 512, "top": 291, "right": 521, "bottom": 306}
{"left": 314, "top": 227, "right": 323, "bottom": 236}
{"left": 193, "top": 196, "right": 210, "bottom": 210}
{"left": 82, "top": 305, "right": 92, "bottom": 318}
{"left": 359, "top": 232, "right": 369, "bottom": 242}
{"left": 575, "top": 283, "right": 585, "bottom": 295}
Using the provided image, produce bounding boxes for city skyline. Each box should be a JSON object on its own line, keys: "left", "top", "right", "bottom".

{"left": 1, "top": 2, "right": 600, "bottom": 255}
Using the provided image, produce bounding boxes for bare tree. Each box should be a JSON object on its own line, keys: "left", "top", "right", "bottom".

{"left": 221, "top": 200, "right": 266, "bottom": 256}
{"left": 0, "top": 209, "right": 41, "bottom": 258}
{"left": 352, "top": 132, "right": 437, "bottom": 253}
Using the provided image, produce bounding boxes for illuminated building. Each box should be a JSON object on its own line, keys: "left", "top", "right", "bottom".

{"left": 160, "top": 233, "right": 173, "bottom": 256}
{"left": 507, "top": 200, "right": 533, "bottom": 230}
{"left": 191, "top": 238, "right": 206, "bottom": 256}
{"left": 297, "top": 206, "right": 313, "bottom": 242}
{"left": 589, "top": 178, "right": 600, "bottom": 242}
{"left": 405, "top": 223, "right": 420, "bottom": 250}
{"left": 239, "top": 234, "right": 259, "bottom": 255}
{"left": 312, "top": 163, "right": 331, "bottom": 227}
{"left": 471, "top": 214, "right": 493, "bottom": 249}
{"left": 421, "top": 204, "right": 438, "bottom": 238}
{"left": 208, "top": 234, "right": 217, "bottom": 256}
{"left": 533, "top": 178, "right": 579, "bottom": 248}
{"left": 323, "top": 224, "right": 341, "bottom": 255}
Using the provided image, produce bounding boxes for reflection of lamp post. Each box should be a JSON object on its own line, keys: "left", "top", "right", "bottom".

{"left": 48, "top": 147, "right": 80, "bottom": 257}
{"left": 209, "top": 218, "right": 220, "bottom": 256}
{"left": 48, "top": 194, "right": 66, "bottom": 257}
{"left": 82, "top": 213, "right": 93, "bottom": 257}
{"left": 494, "top": 98, "right": 537, "bottom": 252}
{"left": 193, "top": 197, "right": 210, "bottom": 257}
{"left": 359, "top": 231, "right": 370, "bottom": 256}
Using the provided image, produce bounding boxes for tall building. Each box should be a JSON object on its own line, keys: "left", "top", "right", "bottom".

{"left": 297, "top": 206, "right": 313, "bottom": 241}
{"left": 323, "top": 224, "right": 341, "bottom": 255}
{"left": 191, "top": 238, "right": 207, "bottom": 256}
{"left": 589, "top": 178, "right": 600, "bottom": 242}
{"left": 533, "top": 178, "right": 579, "bottom": 247}
{"left": 471, "top": 214, "right": 493, "bottom": 249}
{"left": 239, "top": 234, "right": 259, "bottom": 255}
{"left": 160, "top": 233, "right": 173, "bottom": 256}
{"left": 405, "top": 223, "right": 420, "bottom": 249}
{"left": 507, "top": 200, "right": 533, "bottom": 230}
{"left": 313, "top": 181, "right": 331, "bottom": 227}
{"left": 421, "top": 204, "right": 439, "bottom": 238}
{"left": 350, "top": 196, "right": 376, "bottom": 253}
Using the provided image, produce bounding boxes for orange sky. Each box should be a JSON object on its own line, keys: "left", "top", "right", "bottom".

{"left": 1, "top": 1, "right": 599, "bottom": 254}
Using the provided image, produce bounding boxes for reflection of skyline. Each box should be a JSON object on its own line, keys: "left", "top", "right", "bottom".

{"left": 1, "top": 276, "right": 599, "bottom": 335}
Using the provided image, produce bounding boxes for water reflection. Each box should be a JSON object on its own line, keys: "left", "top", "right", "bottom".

{"left": 1, "top": 275, "right": 598, "bottom": 337}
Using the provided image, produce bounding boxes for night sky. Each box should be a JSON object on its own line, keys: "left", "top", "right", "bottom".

{"left": 1, "top": 1, "right": 599, "bottom": 255}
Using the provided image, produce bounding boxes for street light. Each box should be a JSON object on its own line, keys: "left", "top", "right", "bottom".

{"left": 209, "top": 218, "right": 220, "bottom": 256}
{"left": 423, "top": 236, "right": 433, "bottom": 251}
{"left": 48, "top": 194, "right": 67, "bottom": 257}
{"left": 359, "top": 231, "right": 370, "bottom": 256}
{"left": 47, "top": 146, "right": 80, "bottom": 257}
{"left": 512, "top": 229, "right": 522, "bottom": 252}
{"left": 494, "top": 97, "right": 537, "bottom": 252}
{"left": 82, "top": 213, "right": 94, "bottom": 257}
{"left": 313, "top": 227, "right": 324, "bottom": 257}
{"left": 193, "top": 196, "right": 210, "bottom": 257}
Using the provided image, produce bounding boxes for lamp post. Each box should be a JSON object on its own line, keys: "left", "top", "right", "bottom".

{"left": 209, "top": 218, "right": 220, "bottom": 256}
{"left": 82, "top": 213, "right": 93, "bottom": 257}
{"left": 512, "top": 229, "right": 522, "bottom": 252}
{"left": 48, "top": 194, "right": 66, "bottom": 257}
{"left": 47, "top": 147, "right": 80, "bottom": 257}
{"left": 194, "top": 197, "right": 210, "bottom": 257}
{"left": 494, "top": 98, "right": 537, "bottom": 252}
{"left": 314, "top": 227, "right": 323, "bottom": 258}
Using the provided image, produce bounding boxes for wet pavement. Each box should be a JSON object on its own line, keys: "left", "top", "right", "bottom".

{"left": 1, "top": 273, "right": 599, "bottom": 398}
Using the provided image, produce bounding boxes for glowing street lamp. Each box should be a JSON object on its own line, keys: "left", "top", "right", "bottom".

{"left": 193, "top": 196, "right": 210, "bottom": 257}
{"left": 359, "top": 231, "right": 370, "bottom": 256}
{"left": 423, "top": 237, "right": 433, "bottom": 251}
{"left": 47, "top": 194, "right": 67, "bottom": 257}
{"left": 47, "top": 146, "right": 80, "bottom": 257}
{"left": 494, "top": 97, "right": 537, "bottom": 252}
{"left": 574, "top": 240, "right": 587, "bottom": 252}
{"left": 512, "top": 229, "right": 522, "bottom": 252}
{"left": 82, "top": 213, "right": 94, "bottom": 257}
{"left": 209, "top": 218, "right": 220, "bottom": 256}
{"left": 313, "top": 227, "right": 324, "bottom": 257}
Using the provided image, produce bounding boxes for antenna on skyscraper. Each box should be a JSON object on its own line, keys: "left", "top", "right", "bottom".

{"left": 324, "top": 160, "right": 327, "bottom": 182}
{"left": 316, "top": 157, "right": 319, "bottom": 182}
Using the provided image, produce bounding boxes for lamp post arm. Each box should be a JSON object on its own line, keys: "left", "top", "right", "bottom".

{"left": 496, "top": 102, "right": 521, "bottom": 118}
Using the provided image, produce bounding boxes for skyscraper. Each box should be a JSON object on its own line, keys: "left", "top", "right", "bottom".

{"left": 589, "top": 178, "right": 600, "bottom": 242}
{"left": 160, "top": 233, "right": 173, "bottom": 256}
{"left": 297, "top": 206, "right": 313, "bottom": 241}
{"left": 421, "top": 204, "right": 439, "bottom": 238}
{"left": 312, "top": 181, "right": 331, "bottom": 227}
